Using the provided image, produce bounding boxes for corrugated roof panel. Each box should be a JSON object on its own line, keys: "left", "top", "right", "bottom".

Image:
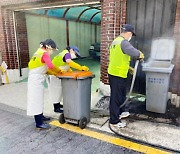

{"left": 47, "top": 8, "right": 66, "bottom": 18}
{"left": 91, "top": 13, "right": 101, "bottom": 23}
{"left": 26, "top": 6, "right": 101, "bottom": 24}
{"left": 65, "top": 6, "right": 89, "bottom": 20}
{"left": 80, "top": 9, "right": 99, "bottom": 22}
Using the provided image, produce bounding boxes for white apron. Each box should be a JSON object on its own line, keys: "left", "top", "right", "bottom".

{"left": 27, "top": 66, "right": 47, "bottom": 116}
{"left": 47, "top": 65, "right": 70, "bottom": 104}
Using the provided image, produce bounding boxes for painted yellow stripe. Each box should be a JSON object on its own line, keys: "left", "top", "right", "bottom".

{"left": 50, "top": 120, "right": 171, "bottom": 154}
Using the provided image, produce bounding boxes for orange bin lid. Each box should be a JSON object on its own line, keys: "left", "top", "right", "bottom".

{"left": 57, "top": 71, "right": 94, "bottom": 79}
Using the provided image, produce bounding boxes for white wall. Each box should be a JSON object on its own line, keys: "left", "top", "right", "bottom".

{"left": 26, "top": 14, "right": 67, "bottom": 59}
{"left": 26, "top": 14, "right": 100, "bottom": 58}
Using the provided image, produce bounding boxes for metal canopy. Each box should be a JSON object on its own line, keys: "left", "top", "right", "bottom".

{"left": 27, "top": 6, "right": 101, "bottom": 24}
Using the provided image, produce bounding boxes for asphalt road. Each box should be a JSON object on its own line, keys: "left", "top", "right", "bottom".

{"left": 0, "top": 109, "right": 140, "bottom": 154}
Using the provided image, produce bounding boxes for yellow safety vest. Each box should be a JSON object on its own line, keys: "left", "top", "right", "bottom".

{"left": 52, "top": 50, "right": 69, "bottom": 67}
{"left": 28, "top": 48, "right": 46, "bottom": 70}
{"left": 108, "top": 36, "right": 131, "bottom": 78}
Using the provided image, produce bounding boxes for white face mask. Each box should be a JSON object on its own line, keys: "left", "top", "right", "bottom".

{"left": 128, "top": 36, "right": 132, "bottom": 41}
{"left": 70, "top": 53, "right": 77, "bottom": 59}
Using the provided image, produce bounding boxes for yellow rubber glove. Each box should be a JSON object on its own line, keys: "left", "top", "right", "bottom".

{"left": 47, "top": 66, "right": 64, "bottom": 75}
{"left": 68, "top": 60, "right": 89, "bottom": 71}
{"left": 68, "top": 60, "right": 82, "bottom": 70}
{"left": 81, "top": 66, "right": 89, "bottom": 71}
{"left": 129, "top": 67, "right": 134, "bottom": 75}
{"left": 0, "top": 66, "right": 6, "bottom": 73}
{"left": 139, "top": 51, "right": 144, "bottom": 60}
{"left": 47, "top": 69, "right": 57, "bottom": 75}
{"left": 67, "top": 68, "right": 73, "bottom": 72}
{"left": 53, "top": 65, "right": 62, "bottom": 73}
{"left": 0, "top": 66, "right": 9, "bottom": 83}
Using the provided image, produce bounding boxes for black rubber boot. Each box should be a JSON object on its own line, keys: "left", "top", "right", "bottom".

{"left": 34, "top": 113, "right": 43, "bottom": 126}
{"left": 36, "top": 123, "right": 51, "bottom": 130}
{"left": 34, "top": 113, "right": 51, "bottom": 129}
{"left": 42, "top": 114, "right": 51, "bottom": 121}
{"left": 53, "top": 102, "right": 63, "bottom": 113}
{"left": 60, "top": 104, "right": 63, "bottom": 109}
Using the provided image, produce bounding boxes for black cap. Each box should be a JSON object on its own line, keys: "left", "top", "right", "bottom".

{"left": 122, "top": 24, "right": 136, "bottom": 36}
{"left": 43, "top": 39, "right": 58, "bottom": 50}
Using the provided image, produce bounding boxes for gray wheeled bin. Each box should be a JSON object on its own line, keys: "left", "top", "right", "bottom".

{"left": 58, "top": 71, "right": 95, "bottom": 129}
{"left": 142, "top": 38, "right": 175, "bottom": 113}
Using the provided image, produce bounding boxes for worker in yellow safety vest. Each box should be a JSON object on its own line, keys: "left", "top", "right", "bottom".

{"left": 27, "top": 39, "right": 63, "bottom": 130}
{"left": 47, "top": 46, "right": 89, "bottom": 113}
{"left": 108, "top": 24, "right": 144, "bottom": 130}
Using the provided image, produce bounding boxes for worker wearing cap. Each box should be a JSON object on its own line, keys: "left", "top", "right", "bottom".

{"left": 108, "top": 24, "right": 144, "bottom": 130}
{"left": 47, "top": 46, "right": 89, "bottom": 113}
{"left": 27, "top": 39, "right": 63, "bottom": 130}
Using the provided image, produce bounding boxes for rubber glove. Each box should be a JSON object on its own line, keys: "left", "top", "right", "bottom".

{"left": 0, "top": 66, "right": 6, "bottom": 73}
{"left": 139, "top": 51, "right": 144, "bottom": 60}
{"left": 129, "top": 67, "right": 134, "bottom": 75}
{"left": 81, "top": 66, "right": 89, "bottom": 71}
{"left": 68, "top": 60, "right": 89, "bottom": 71}
{"left": 55, "top": 69, "right": 65, "bottom": 77}
{"left": 47, "top": 66, "right": 64, "bottom": 75}
{"left": 0, "top": 66, "right": 9, "bottom": 83}
{"left": 68, "top": 60, "right": 82, "bottom": 70}
{"left": 47, "top": 69, "right": 56, "bottom": 75}
{"left": 67, "top": 68, "right": 73, "bottom": 72}
{"left": 53, "top": 66, "right": 63, "bottom": 73}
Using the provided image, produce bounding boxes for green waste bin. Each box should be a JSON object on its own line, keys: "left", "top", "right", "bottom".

{"left": 58, "top": 71, "right": 95, "bottom": 129}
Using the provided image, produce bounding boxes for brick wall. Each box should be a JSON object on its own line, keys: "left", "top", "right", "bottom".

{"left": 0, "top": 0, "right": 99, "bottom": 69}
{"left": 100, "top": 0, "right": 127, "bottom": 84}
{"left": 0, "top": 9, "right": 5, "bottom": 64}
{"left": 0, "top": 0, "right": 180, "bottom": 95}
{"left": 100, "top": 0, "right": 180, "bottom": 95}
{"left": 15, "top": 11, "right": 29, "bottom": 68}
{"left": 171, "top": 0, "right": 180, "bottom": 95}
{"left": 0, "top": 0, "right": 40, "bottom": 69}
{"left": 0, "top": 9, "right": 29, "bottom": 69}
{"left": 0, "top": 9, "right": 18, "bottom": 68}
{"left": 0, "top": 8, "right": 8, "bottom": 67}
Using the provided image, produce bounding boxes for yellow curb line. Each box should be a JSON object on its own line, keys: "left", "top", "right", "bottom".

{"left": 50, "top": 120, "right": 171, "bottom": 154}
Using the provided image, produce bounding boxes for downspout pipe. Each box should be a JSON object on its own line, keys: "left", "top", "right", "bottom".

{"left": 13, "top": 11, "right": 22, "bottom": 77}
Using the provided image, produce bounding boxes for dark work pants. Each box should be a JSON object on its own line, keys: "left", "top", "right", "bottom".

{"left": 108, "top": 74, "right": 127, "bottom": 124}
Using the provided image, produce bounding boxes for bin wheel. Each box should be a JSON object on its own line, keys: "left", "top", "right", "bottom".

{"left": 59, "top": 113, "right": 65, "bottom": 124}
{"left": 79, "top": 117, "right": 87, "bottom": 129}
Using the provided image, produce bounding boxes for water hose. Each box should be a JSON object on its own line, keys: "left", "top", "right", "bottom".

{"left": 101, "top": 60, "right": 140, "bottom": 126}
{"left": 120, "top": 60, "right": 139, "bottom": 108}
{"left": 108, "top": 60, "right": 180, "bottom": 153}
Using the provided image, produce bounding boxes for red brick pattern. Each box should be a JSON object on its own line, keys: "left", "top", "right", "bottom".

{"left": 15, "top": 12, "right": 29, "bottom": 68}
{"left": 0, "top": 9, "right": 29, "bottom": 69}
{"left": 1, "top": 9, "right": 18, "bottom": 68}
{"left": 0, "top": 0, "right": 99, "bottom": 69}
{"left": 0, "top": 0, "right": 180, "bottom": 95}
{"left": 100, "top": 0, "right": 127, "bottom": 84}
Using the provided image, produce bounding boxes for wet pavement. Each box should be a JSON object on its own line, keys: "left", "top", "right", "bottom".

{"left": 0, "top": 82, "right": 180, "bottom": 153}
{"left": 95, "top": 95, "right": 180, "bottom": 126}
{"left": 0, "top": 108, "right": 141, "bottom": 154}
